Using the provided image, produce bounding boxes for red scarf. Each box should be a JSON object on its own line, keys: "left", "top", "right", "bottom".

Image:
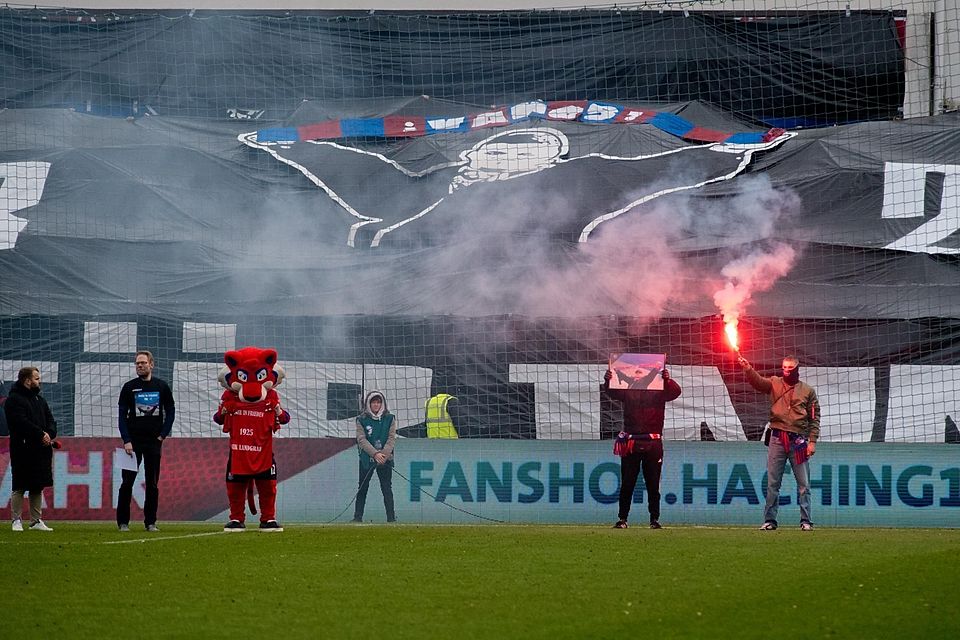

{"left": 613, "top": 431, "right": 662, "bottom": 456}
{"left": 779, "top": 430, "right": 809, "bottom": 465}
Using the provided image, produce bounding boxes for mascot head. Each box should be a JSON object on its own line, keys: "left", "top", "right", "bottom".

{"left": 218, "top": 346, "right": 286, "bottom": 403}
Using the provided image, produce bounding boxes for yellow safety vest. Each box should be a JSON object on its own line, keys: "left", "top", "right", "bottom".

{"left": 425, "top": 394, "right": 459, "bottom": 439}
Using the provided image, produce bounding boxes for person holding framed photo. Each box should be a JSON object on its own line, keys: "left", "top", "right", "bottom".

{"left": 603, "top": 355, "right": 681, "bottom": 530}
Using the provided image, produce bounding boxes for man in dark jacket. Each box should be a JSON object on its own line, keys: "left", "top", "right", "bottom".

{"left": 117, "top": 350, "right": 175, "bottom": 532}
{"left": 3, "top": 366, "right": 57, "bottom": 532}
{"left": 603, "top": 366, "right": 682, "bottom": 529}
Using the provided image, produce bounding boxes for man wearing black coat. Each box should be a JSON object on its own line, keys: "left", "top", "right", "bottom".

{"left": 117, "top": 350, "right": 175, "bottom": 532}
{"left": 603, "top": 366, "right": 682, "bottom": 530}
{"left": 3, "top": 366, "right": 57, "bottom": 532}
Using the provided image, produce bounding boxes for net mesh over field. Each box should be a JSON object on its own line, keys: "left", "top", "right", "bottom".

{"left": 1, "top": 1, "right": 959, "bottom": 444}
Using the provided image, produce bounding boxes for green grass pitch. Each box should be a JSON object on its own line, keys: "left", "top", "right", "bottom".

{"left": 1, "top": 523, "right": 957, "bottom": 639}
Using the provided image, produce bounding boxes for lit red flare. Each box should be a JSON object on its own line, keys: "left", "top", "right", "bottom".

{"left": 724, "top": 321, "right": 739, "bottom": 352}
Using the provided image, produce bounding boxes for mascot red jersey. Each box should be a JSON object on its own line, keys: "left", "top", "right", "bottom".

{"left": 213, "top": 346, "right": 290, "bottom": 532}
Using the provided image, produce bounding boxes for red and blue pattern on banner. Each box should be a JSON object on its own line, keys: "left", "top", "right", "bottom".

{"left": 254, "top": 99, "right": 784, "bottom": 146}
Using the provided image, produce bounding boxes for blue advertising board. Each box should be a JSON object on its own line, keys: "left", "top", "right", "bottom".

{"left": 272, "top": 441, "right": 960, "bottom": 527}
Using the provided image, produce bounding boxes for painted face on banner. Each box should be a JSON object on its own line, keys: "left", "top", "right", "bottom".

{"left": 240, "top": 114, "right": 794, "bottom": 250}
{"left": 461, "top": 130, "right": 566, "bottom": 175}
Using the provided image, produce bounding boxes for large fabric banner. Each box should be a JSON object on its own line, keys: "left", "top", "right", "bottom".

{"left": 0, "top": 9, "right": 904, "bottom": 126}
{"left": 2, "top": 106, "right": 960, "bottom": 320}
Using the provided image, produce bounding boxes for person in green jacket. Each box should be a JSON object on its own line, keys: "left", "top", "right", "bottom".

{"left": 353, "top": 391, "right": 398, "bottom": 523}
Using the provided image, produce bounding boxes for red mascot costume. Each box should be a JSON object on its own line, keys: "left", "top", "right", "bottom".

{"left": 213, "top": 346, "right": 290, "bottom": 532}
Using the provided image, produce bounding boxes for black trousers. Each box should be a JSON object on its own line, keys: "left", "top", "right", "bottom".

{"left": 117, "top": 436, "right": 163, "bottom": 526}
{"left": 354, "top": 461, "right": 395, "bottom": 522}
{"left": 618, "top": 441, "right": 663, "bottom": 523}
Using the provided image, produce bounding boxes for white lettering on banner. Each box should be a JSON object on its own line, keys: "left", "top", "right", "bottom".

{"left": 665, "top": 366, "right": 745, "bottom": 441}
{"left": 804, "top": 367, "right": 876, "bottom": 442}
{"left": 510, "top": 364, "right": 746, "bottom": 440}
{"left": 0, "top": 161, "right": 52, "bottom": 251}
{"left": 53, "top": 359, "right": 950, "bottom": 443}
{"left": 231, "top": 444, "right": 262, "bottom": 452}
{"left": 510, "top": 364, "right": 886, "bottom": 442}
{"left": 471, "top": 111, "right": 509, "bottom": 128}
{"left": 182, "top": 322, "right": 236, "bottom": 354}
{"left": 882, "top": 162, "right": 960, "bottom": 254}
{"left": 83, "top": 321, "right": 137, "bottom": 354}
{"left": 54, "top": 451, "right": 103, "bottom": 509}
{"left": 74, "top": 362, "right": 133, "bottom": 437}
{"left": 582, "top": 103, "right": 621, "bottom": 122}
{"left": 546, "top": 105, "right": 583, "bottom": 120}
{"left": 509, "top": 363, "right": 606, "bottom": 440}
{"left": 510, "top": 100, "right": 547, "bottom": 121}
{"left": 274, "top": 361, "right": 362, "bottom": 438}
{"left": 172, "top": 361, "right": 223, "bottom": 438}
{"left": 886, "top": 365, "right": 960, "bottom": 443}
{"left": 174, "top": 361, "right": 432, "bottom": 438}
{"left": 362, "top": 363, "right": 433, "bottom": 431}
{"left": 0, "top": 360, "right": 59, "bottom": 383}
{"left": 427, "top": 116, "right": 466, "bottom": 131}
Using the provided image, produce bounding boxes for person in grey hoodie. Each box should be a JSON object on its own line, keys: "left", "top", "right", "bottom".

{"left": 353, "top": 391, "right": 398, "bottom": 523}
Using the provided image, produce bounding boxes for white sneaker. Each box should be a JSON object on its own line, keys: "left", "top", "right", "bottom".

{"left": 29, "top": 519, "right": 53, "bottom": 532}
{"left": 12, "top": 519, "right": 23, "bottom": 532}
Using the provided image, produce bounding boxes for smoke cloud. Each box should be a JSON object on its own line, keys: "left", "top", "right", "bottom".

{"left": 713, "top": 242, "right": 799, "bottom": 326}
{"left": 230, "top": 145, "right": 803, "bottom": 333}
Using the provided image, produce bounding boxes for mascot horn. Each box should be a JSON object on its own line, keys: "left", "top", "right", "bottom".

{"left": 214, "top": 346, "right": 289, "bottom": 532}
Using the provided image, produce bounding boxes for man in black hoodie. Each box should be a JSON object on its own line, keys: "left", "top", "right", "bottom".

{"left": 3, "top": 366, "right": 57, "bottom": 532}
{"left": 116, "top": 350, "right": 175, "bottom": 532}
{"left": 603, "top": 366, "right": 682, "bottom": 529}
